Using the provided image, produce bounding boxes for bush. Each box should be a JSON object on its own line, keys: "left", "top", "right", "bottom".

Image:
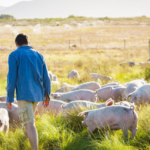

{"left": 0, "top": 14, "right": 15, "bottom": 19}
{"left": 144, "top": 67, "right": 150, "bottom": 81}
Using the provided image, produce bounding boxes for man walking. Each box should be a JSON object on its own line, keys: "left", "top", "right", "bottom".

{"left": 6, "top": 34, "right": 51, "bottom": 150}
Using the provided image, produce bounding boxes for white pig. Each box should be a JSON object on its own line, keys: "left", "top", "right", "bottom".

{"left": 100, "top": 75, "right": 114, "bottom": 82}
{"left": 0, "top": 96, "right": 18, "bottom": 104}
{"left": 101, "top": 82, "right": 119, "bottom": 88}
{"left": 0, "top": 108, "right": 9, "bottom": 134}
{"left": 128, "top": 84, "right": 150, "bottom": 107}
{"left": 96, "top": 87, "right": 112, "bottom": 101}
{"left": 72, "top": 82, "right": 101, "bottom": 91}
{"left": 62, "top": 98, "right": 114, "bottom": 115}
{"left": 119, "top": 62, "right": 135, "bottom": 67}
{"left": 78, "top": 105, "right": 138, "bottom": 139}
{"left": 51, "top": 90, "right": 97, "bottom": 102}
{"left": 0, "top": 102, "right": 19, "bottom": 126}
{"left": 48, "top": 71, "right": 53, "bottom": 81}
{"left": 123, "top": 81, "right": 144, "bottom": 100}
{"left": 111, "top": 87, "right": 126, "bottom": 102}
{"left": 55, "top": 85, "right": 76, "bottom": 93}
{"left": 68, "top": 70, "right": 80, "bottom": 79}
{"left": 37, "top": 100, "right": 67, "bottom": 115}
{"left": 116, "top": 101, "right": 135, "bottom": 107}
{"left": 90, "top": 73, "right": 100, "bottom": 80}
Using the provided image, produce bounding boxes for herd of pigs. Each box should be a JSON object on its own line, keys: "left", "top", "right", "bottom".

{"left": 0, "top": 69, "right": 150, "bottom": 140}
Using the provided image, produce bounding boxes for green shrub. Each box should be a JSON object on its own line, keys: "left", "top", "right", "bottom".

{"left": 144, "top": 67, "right": 150, "bottom": 81}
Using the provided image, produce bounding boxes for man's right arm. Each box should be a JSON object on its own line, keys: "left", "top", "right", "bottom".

{"left": 7, "top": 53, "right": 18, "bottom": 103}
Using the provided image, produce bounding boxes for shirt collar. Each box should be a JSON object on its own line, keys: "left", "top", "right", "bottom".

{"left": 18, "top": 45, "right": 33, "bottom": 49}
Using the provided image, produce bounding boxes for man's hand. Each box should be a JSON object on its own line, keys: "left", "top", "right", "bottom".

{"left": 42, "top": 94, "right": 50, "bottom": 108}
{"left": 6, "top": 103, "right": 12, "bottom": 110}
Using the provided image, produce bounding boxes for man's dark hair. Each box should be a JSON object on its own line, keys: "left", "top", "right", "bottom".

{"left": 15, "top": 33, "right": 29, "bottom": 46}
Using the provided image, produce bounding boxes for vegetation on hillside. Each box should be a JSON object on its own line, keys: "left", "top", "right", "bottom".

{"left": 0, "top": 15, "right": 150, "bottom": 26}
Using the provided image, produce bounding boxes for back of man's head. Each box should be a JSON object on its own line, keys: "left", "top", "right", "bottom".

{"left": 15, "top": 33, "right": 29, "bottom": 46}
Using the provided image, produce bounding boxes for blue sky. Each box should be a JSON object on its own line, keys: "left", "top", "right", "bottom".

{"left": 0, "top": 0, "right": 31, "bottom": 7}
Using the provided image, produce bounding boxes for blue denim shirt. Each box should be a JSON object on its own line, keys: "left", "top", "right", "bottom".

{"left": 7, "top": 46, "right": 51, "bottom": 103}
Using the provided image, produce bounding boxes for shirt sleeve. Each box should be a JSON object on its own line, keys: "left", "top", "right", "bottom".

{"left": 43, "top": 59, "right": 51, "bottom": 100}
{"left": 7, "top": 53, "right": 18, "bottom": 103}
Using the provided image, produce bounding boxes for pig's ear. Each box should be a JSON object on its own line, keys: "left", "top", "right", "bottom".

{"left": 78, "top": 111, "right": 89, "bottom": 118}
{"left": 106, "top": 98, "right": 114, "bottom": 106}
{"left": 130, "top": 102, "right": 135, "bottom": 106}
{"left": 61, "top": 104, "right": 66, "bottom": 108}
{"left": 57, "top": 94, "right": 60, "bottom": 98}
{"left": 124, "top": 84, "right": 127, "bottom": 87}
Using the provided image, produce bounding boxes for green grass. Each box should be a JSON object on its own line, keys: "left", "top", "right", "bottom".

{"left": 0, "top": 48, "right": 149, "bottom": 149}
{"left": 0, "top": 106, "right": 150, "bottom": 150}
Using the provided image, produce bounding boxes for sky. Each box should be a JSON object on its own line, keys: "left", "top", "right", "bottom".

{"left": 0, "top": 0, "right": 31, "bottom": 7}
{"left": 0, "top": 0, "right": 150, "bottom": 19}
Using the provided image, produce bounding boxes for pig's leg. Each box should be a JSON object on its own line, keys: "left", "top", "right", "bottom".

{"left": 121, "top": 128, "right": 128, "bottom": 140}
{"left": 88, "top": 126, "right": 96, "bottom": 137}
{"left": 4, "top": 124, "right": 9, "bottom": 134}
{"left": 130, "top": 127, "right": 137, "bottom": 139}
{"left": 137, "top": 104, "right": 140, "bottom": 111}
{"left": 24, "top": 126, "right": 28, "bottom": 137}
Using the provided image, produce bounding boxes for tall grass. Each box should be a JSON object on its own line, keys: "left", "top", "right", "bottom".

{"left": 0, "top": 105, "right": 150, "bottom": 150}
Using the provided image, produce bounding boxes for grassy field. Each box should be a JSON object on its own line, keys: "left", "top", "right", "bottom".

{"left": 0, "top": 17, "right": 150, "bottom": 149}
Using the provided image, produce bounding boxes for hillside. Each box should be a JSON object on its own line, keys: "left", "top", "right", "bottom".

{"left": 0, "top": 0, "right": 150, "bottom": 19}
{"left": 0, "top": 6, "right": 5, "bottom": 11}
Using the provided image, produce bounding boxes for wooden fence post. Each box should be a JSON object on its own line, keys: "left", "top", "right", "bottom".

{"left": 124, "top": 39, "right": 126, "bottom": 50}
{"left": 69, "top": 40, "right": 70, "bottom": 50}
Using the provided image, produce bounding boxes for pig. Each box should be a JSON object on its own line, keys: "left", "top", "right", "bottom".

{"left": 52, "top": 75, "right": 58, "bottom": 81}
{"left": 55, "top": 83, "right": 76, "bottom": 93}
{"left": 116, "top": 101, "right": 134, "bottom": 107}
{"left": 90, "top": 73, "right": 100, "bottom": 80}
{"left": 123, "top": 79, "right": 146, "bottom": 87}
{"left": 0, "top": 102, "right": 19, "bottom": 126}
{"left": 140, "top": 62, "right": 150, "bottom": 68}
{"left": 101, "top": 82, "right": 119, "bottom": 88}
{"left": 0, "top": 96, "right": 6, "bottom": 102}
{"left": 111, "top": 87, "right": 126, "bottom": 102}
{"left": 48, "top": 71, "right": 53, "bottom": 81}
{"left": 0, "top": 96, "right": 18, "bottom": 104}
{"left": 0, "top": 108, "right": 9, "bottom": 134}
{"left": 51, "top": 90, "right": 97, "bottom": 102}
{"left": 128, "top": 84, "right": 150, "bottom": 108}
{"left": 96, "top": 87, "right": 112, "bottom": 101}
{"left": 102, "top": 84, "right": 126, "bottom": 89}
{"left": 78, "top": 105, "right": 138, "bottom": 139}
{"left": 55, "top": 86, "right": 76, "bottom": 93}
{"left": 119, "top": 62, "right": 135, "bottom": 67}
{"left": 123, "top": 81, "right": 144, "bottom": 100}
{"left": 72, "top": 82, "right": 101, "bottom": 91}
{"left": 62, "top": 98, "right": 114, "bottom": 115}
{"left": 100, "top": 75, "right": 114, "bottom": 82}
{"left": 48, "top": 71, "right": 58, "bottom": 81}
{"left": 68, "top": 70, "right": 80, "bottom": 79}
{"left": 37, "top": 100, "right": 67, "bottom": 116}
